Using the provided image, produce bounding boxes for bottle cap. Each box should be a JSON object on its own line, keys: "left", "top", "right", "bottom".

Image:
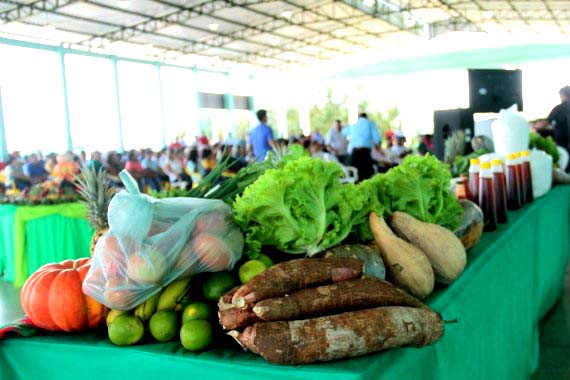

{"left": 520, "top": 150, "right": 530, "bottom": 157}
{"left": 470, "top": 158, "right": 480, "bottom": 165}
{"left": 507, "top": 153, "right": 517, "bottom": 160}
{"left": 514, "top": 152, "right": 521, "bottom": 158}
{"left": 480, "top": 162, "right": 491, "bottom": 170}
{"left": 491, "top": 159, "right": 503, "bottom": 166}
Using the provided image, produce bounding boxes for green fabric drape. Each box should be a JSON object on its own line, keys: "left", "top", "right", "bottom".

{"left": 0, "top": 203, "right": 92, "bottom": 286}
{"left": 1, "top": 187, "right": 569, "bottom": 380}
{"left": 0, "top": 205, "right": 17, "bottom": 282}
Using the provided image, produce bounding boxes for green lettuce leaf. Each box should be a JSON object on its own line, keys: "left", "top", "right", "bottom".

{"left": 233, "top": 157, "right": 365, "bottom": 258}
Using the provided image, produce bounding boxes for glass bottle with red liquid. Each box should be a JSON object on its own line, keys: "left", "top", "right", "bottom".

{"left": 478, "top": 162, "right": 498, "bottom": 232}
{"left": 505, "top": 153, "right": 522, "bottom": 210}
{"left": 514, "top": 152, "right": 527, "bottom": 205}
{"left": 520, "top": 150, "right": 534, "bottom": 203}
{"left": 491, "top": 159, "right": 508, "bottom": 224}
{"left": 468, "top": 158, "right": 480, "bottom": 203}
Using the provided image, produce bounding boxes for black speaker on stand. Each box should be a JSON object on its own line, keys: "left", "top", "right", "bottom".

{"left": 433, "top": 109, "right": 474, "bottom": 161}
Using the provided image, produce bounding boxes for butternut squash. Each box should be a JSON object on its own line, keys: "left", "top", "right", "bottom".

{"left": 369, "top": 212, "right": 434, "bottom": 299}
{"left": 390, "top": 211, "right": 466, "bottom": 284}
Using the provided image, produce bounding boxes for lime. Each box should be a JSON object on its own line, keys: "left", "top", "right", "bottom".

{"left": 108, "top": 315, "right": 144, "bottom": 346}
{"left": 106, "top": 309, "right": 128, "bottom": 326}
{"left": 149, "top": 310, "right": 179, "bottom": 342}
{"left": 182, "top": 302, "right": 213, "bottom": 323}
{"left": 257, "top": 254, "right": 274, "bottom": 268}
{"left": 239, "top": 260, "right": 267, "bottom": 284}
{"left": 202, "top": 272, "right": 236, "bottom": 302}
{"left": 180, "top": 320, "right": 213, "bottom": 351}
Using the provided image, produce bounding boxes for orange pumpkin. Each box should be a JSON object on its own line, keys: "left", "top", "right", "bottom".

{"left": 21, "top": 258, "right": 108, "bottom": 332}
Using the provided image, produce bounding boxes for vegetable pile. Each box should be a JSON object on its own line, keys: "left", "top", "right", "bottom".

{"left": 221, "top": 258, "right": 444, "bottom": 364}
{"left": 529, "top": 132, "right": 560, "bottom": 165}
{"left": 234, "top": 154, "right": 463, "bottom": 258}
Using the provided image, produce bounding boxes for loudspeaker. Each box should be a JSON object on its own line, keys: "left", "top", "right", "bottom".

{"left": 433, "top": 109, "right": 474, "bottom": 160}
{"left": 468, "top": 69, "right": 523, "bottom": 113}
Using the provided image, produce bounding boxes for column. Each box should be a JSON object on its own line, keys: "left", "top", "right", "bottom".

{"left": 0, "top": 87, "right": 7, "bottom": 162}
{"left": 111, "top": 57, "right": 124, "bottom": 153}
{"left": 156, "top": 63, "right": 167, "bottom": 148}
{"left": 299, "top": 103, "right": 311, "bottom": 137}
{"left": 58, "top": 48, "right": 73, "bottom": 151}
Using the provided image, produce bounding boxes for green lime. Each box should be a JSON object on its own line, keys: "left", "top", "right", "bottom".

{"left": 180, "top": 320, "right": 213, "bottom": 351}
{"left": 149, "top": 310, "right": 179, "bottom": 342}
{"left": 239, "top": 260, "right": 267, "bottom": 284}
{"left": 108, "top": 315, "right": 144, "bottom": 346}
{"left": 202, "top": 272, "right": 236, "bottom": 302}
{"left": 182, "top": 302, "right": 213, "bottom": 323}
{"left": 106, "top": 309, "right": 129, "bottom": 326}
{"left": 257, "top": 254, "right": 274, "bottom": 268}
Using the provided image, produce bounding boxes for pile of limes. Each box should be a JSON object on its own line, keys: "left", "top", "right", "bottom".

{"left": 106, "top": 254, "right": 273, "bottom": 351}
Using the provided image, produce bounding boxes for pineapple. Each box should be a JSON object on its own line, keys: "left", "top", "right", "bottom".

{"left": 76, "top": 167, "right": 115, "bottom": 255}
{"left": 444, "top": 130, "right": 466, "bottom": 165}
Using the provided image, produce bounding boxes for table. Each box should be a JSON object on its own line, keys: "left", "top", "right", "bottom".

{"left": 1, "top": 186, "right": 569, "bottom": 380}
{"left": 0, "top": 203, "right": 92, "bottom": 287}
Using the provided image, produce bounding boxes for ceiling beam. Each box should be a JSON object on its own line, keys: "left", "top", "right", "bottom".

{"left": 156, "top": 0, "right": 346, "bottom": 58}
{"left": 0, "top": 0, "right": 78, "bottom": 22}
{"left": 541, "top": 0, "right": 563, "bottom": 31}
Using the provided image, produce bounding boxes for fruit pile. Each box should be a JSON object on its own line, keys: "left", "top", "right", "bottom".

{"left": 105, "top": 256, "right": 273, "bottom": 350}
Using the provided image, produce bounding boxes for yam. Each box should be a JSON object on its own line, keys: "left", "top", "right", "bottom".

{"left": 390, "top": 212, "right": 466, "bottom": 284}
{"left": 230, "top": 306, "right": 444, "bottom": 364}
{"left": 369, "top": 213, "right": 434, "bottom": 299}
{"left": 231, "top": 258, "right": 363, "bottom": 308}
{"left": 252, "top": 278, "right": 425, "bottom": 321}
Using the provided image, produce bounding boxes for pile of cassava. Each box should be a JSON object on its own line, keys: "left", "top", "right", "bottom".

{"left": 219, "top": 257, "right": 444, "bottom": 364}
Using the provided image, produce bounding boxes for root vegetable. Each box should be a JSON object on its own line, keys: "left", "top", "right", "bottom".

{"left": 369, "top": 213, "right": 434, "bottom": 299}
{"left": 231, "top": 258, "right": 363, "bottom": 308}
{"left": 390, "top": 212, "right": 466, "bottom": 284}
{"left": 230, "top": 306, "right": 443, "bottom": 364}
{"left": 219, "top": 307, "right": 260, "bottom": 330}
{"left": 322, "top": 244, "right": 385, "bottom": 280}
{"left": 252, "top": 278, "right": 425, "bottom": 321}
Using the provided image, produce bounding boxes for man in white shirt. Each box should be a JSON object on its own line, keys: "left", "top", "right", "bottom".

{"left": 325, "top": 120, "right": 349, "bottom": 165}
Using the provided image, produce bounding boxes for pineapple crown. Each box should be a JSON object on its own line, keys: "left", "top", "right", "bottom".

{"left": 75, "top": 167, "right": 114, "bottom": 230}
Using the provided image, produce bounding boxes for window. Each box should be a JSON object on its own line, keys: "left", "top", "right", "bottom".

{"left": 0, "top": 45, "right": 66, "bottom": 154}
{"left": 65, "top": 54, "right": 119, "bottom": 152}
{"left": 160, "top": 66, "right": 199, "bottom": 145}
{"left": 117, "top": 61, "right": 163, "bottom": 150}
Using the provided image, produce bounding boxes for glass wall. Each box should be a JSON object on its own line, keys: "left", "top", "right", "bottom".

{"left": 117, "top": 61, "right": 163, "bottom": 150}
{"left": 0, "top": 44, "right": 67, "bottom": 153}
{"left": 65, "top": 54, "right": 120, "bottom": 152}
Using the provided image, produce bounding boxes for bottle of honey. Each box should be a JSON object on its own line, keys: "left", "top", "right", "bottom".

{"left": 505, "top": 153, "right": 522, "bottom": 210}
{"left": 520, "top": 150, "right": 534, "bottom": 203}
{"left": 514, "top": 152, "right": 526, "bottom": 205}
{"left": 478, "top": 162, "right": 498, "bottom": 232}
{"left": 468, "top": 158, "right": 480, "bottom": 203}
{"left": 491, "top": 159, "right": 508, "bottom": 224}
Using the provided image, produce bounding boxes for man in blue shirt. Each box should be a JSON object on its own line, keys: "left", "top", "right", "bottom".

{"left": 23, "top": 153, "right": 48, "bottom": 184}
{"left": 249, "top": 109, "right": 275, "bottom": 161}
{"left": 343, "top": 113, "right": 381, "bottom": 181}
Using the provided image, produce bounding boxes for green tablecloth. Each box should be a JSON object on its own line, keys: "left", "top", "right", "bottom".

{"left": 0, "top": 203, "right": 92, "bottom": 286}
{"left": 1, "top": 186, "right": 569, "bottom": 380}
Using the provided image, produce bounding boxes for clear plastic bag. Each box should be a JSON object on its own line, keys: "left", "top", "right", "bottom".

{"left": 82, "top": 170, "right": 244, "bottom": 310}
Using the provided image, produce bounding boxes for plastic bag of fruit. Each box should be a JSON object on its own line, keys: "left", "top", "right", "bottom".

{"left": 83, "top": 170, "right": 243, "bottom": 310}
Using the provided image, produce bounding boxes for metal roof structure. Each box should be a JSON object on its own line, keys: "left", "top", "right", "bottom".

{"left": 0, "top": 0, "right": 569, "bottom": 69}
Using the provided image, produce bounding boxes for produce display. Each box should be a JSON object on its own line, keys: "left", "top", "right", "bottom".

{"left": 0, "top": 180, "right": 80, "bottom": 205}
{"left": 223, "top": 258, "right": 443, "bottom": 364}
{"left": 20, "top": 145, "right": 553, "bottom": 368}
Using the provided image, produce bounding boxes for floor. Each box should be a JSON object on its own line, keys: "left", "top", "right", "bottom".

{"left": 1, "top": 267, "right": 569, "bottom": 378}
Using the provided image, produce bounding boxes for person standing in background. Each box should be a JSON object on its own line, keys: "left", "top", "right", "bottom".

{"left": 547, "top": 86, "right": 570, "bottom": 157}
{"left": 311, "top": 128, "right": 324, "bottom": 145}
{"left": 141, "top": 150, "right": 161, "bottom": 192}
{"left": 343, "top": 113, "right": 381, "bottom": 181}
{"left": 249, "top": 109, "right": 275, "bottom": 161}
{"left": 325, "top": 120, "right": 348, "bottom": 165}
